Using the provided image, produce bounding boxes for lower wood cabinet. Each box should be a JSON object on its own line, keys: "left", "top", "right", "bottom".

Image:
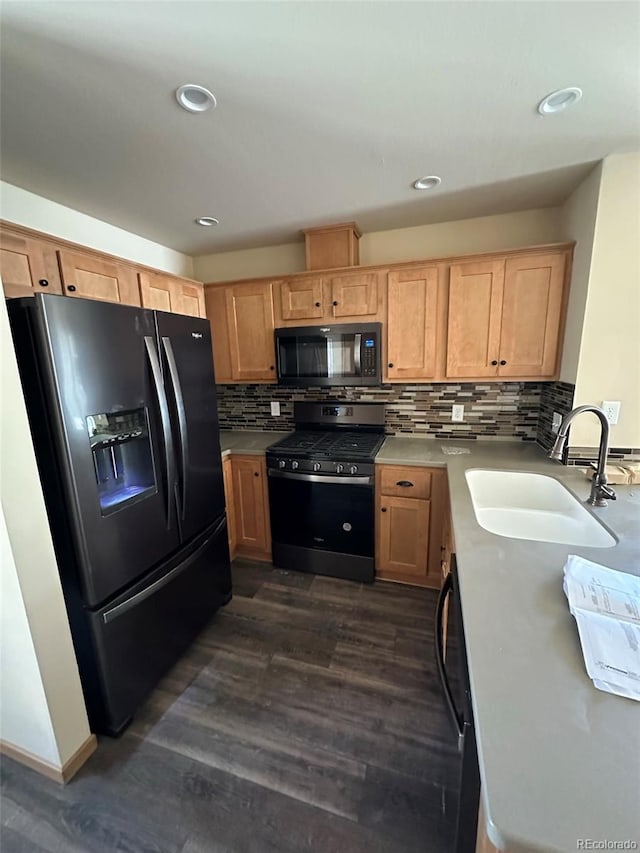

{"left": 375, "top": 464, "right": 447, "bottom": 588}
{"left": 222, "top": 455, "right": 237, "bottom": 559}
{"left": 227, "top": 454, "right": 271, "bottom": 562}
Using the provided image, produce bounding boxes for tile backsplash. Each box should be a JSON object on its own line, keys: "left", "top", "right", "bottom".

{"left": 216, "top": 382, "right": 545, "bottom": 441}
{"left": 536, "top": 381, "right": 575, "bottom": 451}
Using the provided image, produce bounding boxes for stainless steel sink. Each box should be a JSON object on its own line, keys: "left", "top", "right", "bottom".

{"left": 465, "top": 469, "right": 616, "bottom": 548}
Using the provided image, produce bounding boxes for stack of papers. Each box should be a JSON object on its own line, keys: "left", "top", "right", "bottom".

{"left": 563, "top": 555, "right": 640, "bottom": 701}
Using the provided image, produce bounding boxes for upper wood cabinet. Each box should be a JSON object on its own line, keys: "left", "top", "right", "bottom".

{"left": 446, "top": 252, "right": 567, "bottom": 379}
{"left": 278, "top": 276, "right": 324, "bottom": 321}
{"left": 58, "top": 250, "right": 141, "bottom": 306}
{"left": 0, "top": 233, "right": 62, "bottom": 298}
{"left": 386, "top": 266, "right": 439, "bottom": 381}
{"left": 225, "top": 282, "right": 276, "bottom": 382}
{"left": 139, "top": 271, "right": 205, "bottom": 318}
{"left": 498, "top": 253, "right": 566, "bottom": 377}
{"left": 205, "top": 285, "right": 233, "bottom": 383}
{"left": 328, "top": 271, "right": 380, "bottom": 319}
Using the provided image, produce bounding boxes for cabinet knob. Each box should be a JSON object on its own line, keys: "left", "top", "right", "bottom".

{"left": 38, "top": 279, "right": 49, "bottom": 287}
{"left": 254, "top": 471, "right": 259, "bottom": 477}
{"left": 381, "top": 507, "right": 387, "bottom": 513}
{"left": 388, "top": 362, "right": 394, "bottom": 368}
{"left": 500, "top": 360, "right": 507, "bottom": 366}
{"left": 68, "top": 285, "right": 77, "bottom": 292}
{"left": 332, "top": 300, "right": 338, "bottom": 306}
{"left": 270, "top": 365, "right": 275, "bottom": 370}
{"left": 315, "top": 302, "right": 321, "bottom": 307}
{"left": 491, "top": 360, "right": 498, "bottom": 366}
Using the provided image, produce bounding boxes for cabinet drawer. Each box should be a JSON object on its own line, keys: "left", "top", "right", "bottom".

{"left": 379, "top": 466, "right": 431, "bottom": 499}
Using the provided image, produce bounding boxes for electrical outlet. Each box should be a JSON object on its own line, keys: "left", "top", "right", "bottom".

{"left": 270, "top": 401, "right": 281, "bottom": 416}
{"left": 552, "top": 412, "right": 563, "bottom": 434}
{"left": 452, "top": 404, "right": 464, "bottom": 422}
{"left": 601, "top": 401, "right": 620, "bottom": 425}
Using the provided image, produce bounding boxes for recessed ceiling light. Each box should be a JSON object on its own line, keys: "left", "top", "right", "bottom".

{"left": 195, "top": 216, "right": 219, "bottom": 227}
{"left": 413, "top": 176, "right": 441, "bottom": 190}
{"left": 176, "top": 84, "right": 217, "bottom": 113}
{"left": 537, "top": 87, "right": 582, "bottom": 115}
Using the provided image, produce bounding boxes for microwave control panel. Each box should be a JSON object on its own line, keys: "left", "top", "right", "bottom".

{"left": 362, "top": 338, "right": 378, "bottom": 376}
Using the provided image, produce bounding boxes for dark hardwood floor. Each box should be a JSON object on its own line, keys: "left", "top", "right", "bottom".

{"left": 1, "top": 560, "right": 460, "bottom": 853}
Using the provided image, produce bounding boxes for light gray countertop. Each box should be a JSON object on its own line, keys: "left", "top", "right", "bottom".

{"left": 219, "top": 429, "right": 289, "bottom": 456}
{"left": 219, "top": 430, "right": 640, "bottom": 850}
{"left": 377, "top": 436, "right": 640, "bottom": 852}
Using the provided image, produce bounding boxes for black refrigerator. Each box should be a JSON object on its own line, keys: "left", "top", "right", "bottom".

{"left": 8, "top": 293, "right": 231, "bottom": 735}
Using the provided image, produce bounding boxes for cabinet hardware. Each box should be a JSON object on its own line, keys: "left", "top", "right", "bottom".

{"left": 332, "top": 300, "right": 338, "bottom": 306}
{"left": 396, "top": 480, "right": 414, "bottom": 487}
{"left": 381, "top": 507, "right": 387, "bottom": 512}
{"left": 500, "top": 360, "right": 507, "bottom": 365}
{"left": 270, "top": 365, "right": 275, "bottom": 370}
{"left": 68, "top": 285, "right": 77, "bottom": 292}
{"left": 254, "top": 471, "right": 259, "bottom": 477}
{"left": 491, "top": 360, "right": 498, "bottom": 366}
{"left": 315, "top": 302, "right": 321, "bottom": 307}
{"left": 388, "top": 362, "right": 394, "bottom": 368}
{"left": 38, "top": 279, "right": 49, "bottom": 287}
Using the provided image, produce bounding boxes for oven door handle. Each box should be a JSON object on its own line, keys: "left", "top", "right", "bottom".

{"left": 268, "top": 469, "right": 373, "bottom": 486}
{"left": 435, "top": 571, "right": 465, "bottom": 750}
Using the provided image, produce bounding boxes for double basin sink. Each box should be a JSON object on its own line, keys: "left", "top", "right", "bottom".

{"left": 465, "top": 469, "right": 616, "bottom": 548}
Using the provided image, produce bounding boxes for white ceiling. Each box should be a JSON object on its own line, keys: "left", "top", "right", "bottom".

{"left": 1, "top": 1, "right": 639, "bottom": 256}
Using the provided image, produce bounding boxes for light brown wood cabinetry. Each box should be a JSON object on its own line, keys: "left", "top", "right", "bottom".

{"left": 446, "top": 252, "right": 567, "bottom": 380}
{"left": 230, "top": 454, "right": 271, "bottom": 561}
{"left": 386, "top": 266, "right": 439, "bottom": 381}
{"left": 375, "top": 465, "right": 446, "bottom": 588}
{"left": 0, "top": 233, "right": 62, "bottom": 298}
{"left": 139, "top": 271, "right": 205, "bottom": 318}
{"left": 328, "top": 271, "right": 380, "bottom": 319}
{"left": 58, "top": 250, "right": 141, "bottom": 306}
{"left": 222, "top": 455, "right": 237, "bottom": 559}
{"left": 225, "top": 282, "right": 276, "bottom": 382}
{"left": 278, "top": 276, "right": 324, "bottom": 321}
{"left": 303, "top": 222, "right": 360, "bottom": 271}
{"left": 205, "top": 286, "right": 234, "bottom": 383}
{"left": 498, "top": 253, "right": 566, "bottom": 377}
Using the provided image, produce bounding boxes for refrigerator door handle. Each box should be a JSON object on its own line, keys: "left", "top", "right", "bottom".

{"left": 435, "top": 571, "right": 465, "bottom": 750}
{"left": 144, "top": 335, "right": 175, "bottom": 530}
{"left": 161, "top": 336, "right": 188, "bottom": 521}
{"left": 102, "top": 515, "right": 227, "bottom": 624}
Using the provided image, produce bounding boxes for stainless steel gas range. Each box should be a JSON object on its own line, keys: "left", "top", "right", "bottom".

{"left": 266, "top": 402, "right": 385, "bottom": 582}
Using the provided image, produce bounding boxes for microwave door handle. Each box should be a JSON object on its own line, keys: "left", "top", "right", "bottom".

{"left": 435, "top": 572, "right": 465, "bottom": 749}
{"left": 354, "top": 333, "right": 361, "bottom": 375}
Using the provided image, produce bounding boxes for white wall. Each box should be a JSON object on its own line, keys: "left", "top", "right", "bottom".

{"left": 0, "top": 294, "right": 91, "bottom": 767}
{"left": 559, "top": 164, "right": 603, "bottom": 384}
{"left": 569, "top": 152, "right": 640, "bottom": 449}
{"left": 193, "top": 206, "right": 563, "bottom": 282}
{"left": 0, "top": 182, "right": 194, "bottom": 278}
{"left": 0, "top": 507, "right": 60, "bottom": 766}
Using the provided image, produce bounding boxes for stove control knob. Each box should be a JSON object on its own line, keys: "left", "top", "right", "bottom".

{"left": 278, "top": 459, "right": 286, "bottom": 469}
{"left": 291, "top": 460, "right": 299, "bottom": 470}
{"left": 336, "top": 464, "right": 344, "bottom": 473}
{"left": 313, "top": 462, "right": 321, "bottom": 472}
{"left": 349, "top": 465, "right": 358, "bottom": 474}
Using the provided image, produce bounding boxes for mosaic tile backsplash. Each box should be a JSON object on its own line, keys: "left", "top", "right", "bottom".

{"left": 536, "top": 381, "right": 575, "bottom": 451}
{"left": 216, "top": 382, "right": 545, "bottom": 441}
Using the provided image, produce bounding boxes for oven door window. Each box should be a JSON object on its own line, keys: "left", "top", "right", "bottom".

{"left": 278, "top": 334, "right": 358, "bottom": 380}
{"left": 269, "top": 476, "right": 374, "bottom": 556}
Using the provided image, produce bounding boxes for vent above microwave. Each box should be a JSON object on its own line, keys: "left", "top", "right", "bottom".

{"left": 302, "top": 222, "right": 361, "bottom": 271}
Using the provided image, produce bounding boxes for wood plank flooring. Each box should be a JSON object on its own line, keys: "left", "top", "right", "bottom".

{"left": 1, "top": 560, "right": 461, "bottom": 853}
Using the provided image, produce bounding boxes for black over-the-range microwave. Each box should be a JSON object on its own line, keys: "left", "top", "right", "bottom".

{"left": 275, "top": 323, "right": 382, "bottom": 387}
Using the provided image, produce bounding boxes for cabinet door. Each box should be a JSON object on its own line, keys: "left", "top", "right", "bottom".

{"left": 138, "top": 271, "right": 180, "bottom": 313}
{"left": 225, "top": 282, "right": 276, "bottom": 382}
{"left": 222, "top": 456, "right": 237, "bottom": 559}
{"left": 498, "top": 253, "right": 566, "bottom": 377}
{"left": 446, "top": 260, "right": 504, "bottom": 378}
{"left": 377, "top": 495, "right": 430, "bottom": 584}
{"left": 176, "top": 280, "right": 206, "bottom": 318}
{"left": 278, "top": 277, "right": 324, "bottom": 321}
{"left": 58, "top": 250, "right": 141, "bottom": 306}
{"left": 329, "top": 272, "right": 379, "bottom": 319}
{"left": 205, "top": 285, "right": 233, "bottom": 383}
{"left": 386, "top": 266, "right": 439, "bottom": 380}
{"left": 231, "top": 455, "right": 271, "bottom": 557}
{"left": 0, "top": 233, "right": 62, "bottom": 297}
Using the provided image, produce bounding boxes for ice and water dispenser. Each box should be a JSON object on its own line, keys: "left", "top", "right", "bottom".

{"left": 87, "top": 409, "right": 155, "bottom": 514}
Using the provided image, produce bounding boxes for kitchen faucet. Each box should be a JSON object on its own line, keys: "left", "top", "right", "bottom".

{"left": 549, "top": 405, "right": 616, "bottom": 507}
